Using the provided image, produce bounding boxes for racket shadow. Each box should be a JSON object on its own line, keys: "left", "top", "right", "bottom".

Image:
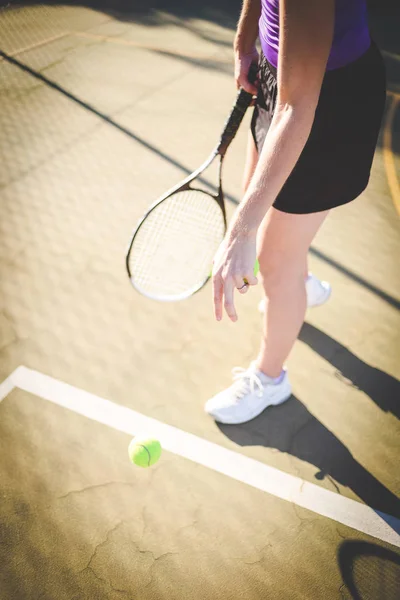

{"left": 338, "top": 540, "right": 400, "bottom": 600}
{"left": 217, "top": 395, "right": 400, "bottom": 524}
{"left": 0, "top": 49, "right": 242, "bottom": 209}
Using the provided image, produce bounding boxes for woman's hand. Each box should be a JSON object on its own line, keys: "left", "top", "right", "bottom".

{"left": 212, "top": 230, "right": 258, "bottom": 322}
{"left": 234, "top": 47, "right": 259, "bottom": 96}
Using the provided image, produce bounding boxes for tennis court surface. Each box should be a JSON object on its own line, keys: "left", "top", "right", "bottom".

{"left": 1, "top": 1, "right": 399, "bottom": 598}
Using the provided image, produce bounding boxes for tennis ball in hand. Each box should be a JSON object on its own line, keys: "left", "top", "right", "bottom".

{"left": 128, "top": 436, "right": 162, "bottom": 468}
{"left": 254, "top": 259, "right": 259, "bottom": 276}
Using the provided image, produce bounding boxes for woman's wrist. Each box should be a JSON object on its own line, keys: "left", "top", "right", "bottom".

{"left": 227, "top": 210, "right": 259, "bottom": 242}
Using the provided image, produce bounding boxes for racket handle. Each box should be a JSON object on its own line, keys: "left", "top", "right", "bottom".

{"left": 216, "top": 63, "right": 258, "bottom": 156}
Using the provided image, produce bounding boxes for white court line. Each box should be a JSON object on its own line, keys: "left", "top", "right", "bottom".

{"left": 1, "top": 366, "right": 399, "bottom": 548}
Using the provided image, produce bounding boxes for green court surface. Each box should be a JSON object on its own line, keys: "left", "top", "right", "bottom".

{"left": 0, "top": 2, "right": 399, "bottom": 599}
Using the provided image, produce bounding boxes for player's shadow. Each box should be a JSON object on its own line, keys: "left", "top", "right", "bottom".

{"left": 218, "top": 395, "right": 400, "bottom": 523}
{"left": 299, "top": 321, "right": 400, "bottom": 420}
{"left": 218, "top": 318, "right": 400, "bottom": 523}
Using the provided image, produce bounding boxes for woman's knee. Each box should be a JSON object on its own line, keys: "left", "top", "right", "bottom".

{"left": 259, "top": 250, "right": 306, "bottom": 297}
{"left": 257, "top": 207, "right": 328, "bottom": 297}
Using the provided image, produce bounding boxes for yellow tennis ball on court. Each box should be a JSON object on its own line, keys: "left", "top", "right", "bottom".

{"left": 128, "top": 436, "right": 162, "bottom": 468}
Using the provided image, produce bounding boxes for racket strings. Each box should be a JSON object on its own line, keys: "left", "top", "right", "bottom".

{"left": 128, "top": 189, "right": 225, "bottom": 300}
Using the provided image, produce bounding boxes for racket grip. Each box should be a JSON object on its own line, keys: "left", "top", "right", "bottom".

{"left": 217, "top": 63, "right": 258, "bottom": 156}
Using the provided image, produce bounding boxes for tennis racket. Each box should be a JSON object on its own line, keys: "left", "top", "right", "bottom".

{"left": 126, "top": 64, "right": 258, "bottom": 301}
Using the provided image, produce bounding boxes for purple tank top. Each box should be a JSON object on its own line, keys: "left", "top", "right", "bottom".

{"left": 259, "top": 0, "right": 371, "bottom": 71}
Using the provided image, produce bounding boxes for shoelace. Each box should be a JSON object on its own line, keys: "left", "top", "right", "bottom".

{"left": 231, "top": 367, "right": 264, "bottom": 400}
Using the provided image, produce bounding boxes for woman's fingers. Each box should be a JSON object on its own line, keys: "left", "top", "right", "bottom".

{"left": 214, "top": 270, "right": 259, "bottom": 321}
{"left": 223, "top": 279, "right": 238, "bottom": 322}
{"left": 236, "top": 270, "right": 258, "bottom": 295}
{"left": 236, "top": 73, "right": 258, "bottom": 96}
{"left": 243, "top": 272, "right": 259, "bottom": 287}
{"left": 212, "top": 274, "right": 224, "bottom": 322}
{"left": 214, "top": 272, "right": 240, "bottom": 321}
{"left": 232, "top": 273, "right": 248, "bottom": 295}
{"left": 233, "top": 273, "right": 247, "bottom": 289}
{"left": 237, "top": 284, "right": 249, "bottom": 295}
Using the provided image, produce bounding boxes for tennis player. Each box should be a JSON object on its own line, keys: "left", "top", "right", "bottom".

{"left": 206, "top": 0, "right": 386, "bottom": 424}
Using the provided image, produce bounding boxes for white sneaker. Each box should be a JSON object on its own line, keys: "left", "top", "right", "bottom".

{"left": 258, "top": 273, "right": 331, "bottom": 314}
{"left": 205, "top": 363, "right": 292, "bottom": 425}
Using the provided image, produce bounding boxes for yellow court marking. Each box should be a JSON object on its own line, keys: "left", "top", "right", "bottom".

{"left": 383, "top": 93, "right": 400, "bottom": 217}
{"left": 0, "top": 32, "right": 70, "bottom": 61}
{"left": 0, "top": 29, "right": 230, "bottom": 64}
{"left": 382, "top": 50, "right": 400, "bottom": 63}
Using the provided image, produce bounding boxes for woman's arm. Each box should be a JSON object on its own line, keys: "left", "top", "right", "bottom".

{"left": 234, "top": 0, "right": 261, "bottom": 94}
{"left": 229, "top": 0, "right": 334, "bottom": 237}
{"left": 213, "top": 0, "right": 334, "bottom": 321}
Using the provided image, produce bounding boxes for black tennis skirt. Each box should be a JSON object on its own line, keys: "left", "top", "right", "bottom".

{"left": 251, "top": 41, "right": 386, "bottom": 214}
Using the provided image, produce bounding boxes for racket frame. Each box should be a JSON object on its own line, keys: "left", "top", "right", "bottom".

{"left": 126, "top": 64, "right": 257, "bottom": 300}
{"left": 126, "top": 149, "right": 227, "bottom": 297}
